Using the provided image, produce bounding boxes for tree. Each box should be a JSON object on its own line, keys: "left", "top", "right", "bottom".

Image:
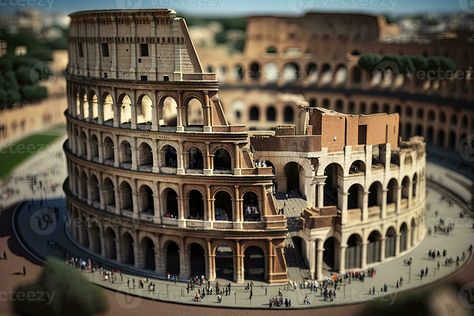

{"left": 12, "top": 257, "right": 108, "bottom": 316}
{"left": 21, "top": 84, "right": 48, "bottom": 101}
{"left": 358, "top": 54, "right": 381, "bottom": 72}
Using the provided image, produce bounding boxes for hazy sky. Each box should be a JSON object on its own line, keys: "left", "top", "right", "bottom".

{"left": 0, "top": 0, "right": 467, "bottom": 16}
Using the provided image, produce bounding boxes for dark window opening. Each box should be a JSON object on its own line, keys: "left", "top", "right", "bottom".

{"left": 101, "top": 43, "right": 109, "bottom": 57}
{"left": 140, "top": 43, "right": 149, "bottom": 56}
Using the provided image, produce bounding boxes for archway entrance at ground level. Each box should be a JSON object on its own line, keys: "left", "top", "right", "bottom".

{"left": 215, "top": 244, "right": 234, "bottom": 280}
{"left": 166, "top": 241, "right": 180, "bottom": 276}
{"left": 190, "top": 243, "right": 206, "bottom": 277}
{"left": 244, "top": 246, "right": 265, "bottom": 281}
{"left": 141, "top": 237, "right": 155, "bottom": 271}
{"left": 323, "top": 237, "right": 337, "bottom": 271}
{"left": 345, "top": 234, "right": 362, "bottom": 269}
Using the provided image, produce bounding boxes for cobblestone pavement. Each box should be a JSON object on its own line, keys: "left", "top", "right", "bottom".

{"left": 2, "top": 135, "right": 472, "bottom": 310}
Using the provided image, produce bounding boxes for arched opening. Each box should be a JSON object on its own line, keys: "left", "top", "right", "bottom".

{"left": 437, "top": 130, "right": 446, "bottom": 147}
{"left": 103, "top": 137, "right": 114, "bottom": 163}
{"left": 104, "top": 227, "right": 117, "bottom": 260}
{"left": 188, "top": 190, "right": 204, "bottom": 220}
{"left": 243, "top": 191, "right": 260, "bottom": 221}
{"left": 120, "top": 141, "right": 132, "bottom": 166}
{"left": 103, "top": 178, "right": 115, "bottom": 207}
{"left": 141, "top": 237, "right": 155, "bottom": 271}
{"left": 349, "top": 160, "right": 365, "bottom": 174}
{"left": 368, "top": 181, "right": 383, "bottom": 208}
{"left": 347, "top": 184, "right": 363, "bottom": 210}
{"left": 320, "top": 63, "right": 332, "bottom": 85}
{"left": 138, "top": 185, "right": 154, "bottom": 215}
{"left": 284, "top": 162, "right": 303, "bottom": 194}
{"left": 215, "top": 243, "right": 234, "bottom": 280}
{"left": 265, "top": 46, "right": 277, "bottom": 54}
{"left": 359, "top": 102, "right": 367, "bottom": 114}
{"left": 215, "top": 191, "right": 233, "bottom": 221}
{"left": 426, "top": 127, "right": 434, "bottom": 144}
{"left": 323, "top": 237, "right": 338, "bottom": 271}
{"left": 410, "top": 218, "right": 416, "bottom": 246}
{"left": 324, "top": 163, "right": 343, "bottom": 207}
{"left": 306, "top": 63, "right": 318, "bottom": 83}
{"left": 162, "top": 145, "right": 177, "bottom": 168}
{"left": 119, "top": 94, "right": 132, "bottom": 125}
{"left": 90, "top": 223, "right": 101, "bottom": 255}
{"left": 166, "top": 241, "right": 180, "bottom": 276}
{"left": 163, "top": 188, "right": 178, "bottom": 218}
{"left": 263, "top": 62, "right": 278, "bottom": 82}
{"left": 309, "top": 98, "right": 317, "bottom": 107}
{"left": 213, "top": 148, "right": 232, "bottom": 172}
{"left": 79, "top": 131, "right": 87, "bottom": 157}
{"left": 387, "top": 178, "right": 398, "bottom": 206}
{"left": 79, "top": 171, "right": 87, "bottom": 200}
{"left": 345, "top": 234, "right": 362, "bottom": 269}
{"left": 90, "top": 174, "right": 100, "bottom": 204}
{"left": 122, "top": 233, "right": 135, "bottom": 265}
{"left": 119, "top": 181, "right": 133, "bottom": 212}
{"left": 233, "top": 64, "right": 244, "bottom": 81}
{"left": 80, "top": 217, "right": 89, "bottom": 248}
{"left": 348, "top": 101, "right": 355, "bottom": 113}
{"left": 90, "top": 134, "right": 99, "bottom": 160}
{"left": 103, "top": 93, "right": 114, "bottom": 123}
{"left": 161, "top": 97, "right": 178, "bottom": 127}
{"left": 282, "top": 62, "right": 300, "bottom": 82}
{"left": 412, "top": 173, "right": 418, "bottom": 198}
{"left": 137, "top": 142, "right": 153, "bottom": 168}
{"left": 385, "top": 227, "right": 396, "bottom": 258}
{"left": 283, "top": 105, "right": 294, "bottom": 123}
{"left": 335, "top": 99, "right": 344, "bottom": 112}
{"left": 448, "top": 131, "right": 456, "bottom": 150}
{"left": 137, "top": 95, "right": 153, "bottom": 126}
{"left": 334, "top": 64, "right": 347, "bottom": 85}
{"left": 249, "top": 62, "right": 260, "bottom": 81}
{"left": 187, "top": 98, "right": 204, "bottom": 126}
{"left": 399, "top": 223, "right": 408, "bottom": 252}
{"left": 401, "top": 176, "right": 410, "bottom": 200}
{"left": 367, "top": 231, "right": 382, "bottom": 264}
{"left": 249, "top": 105, "right": 260, "bottom": 121}
{"left": 266, "top": 106, "right": 276, "bottom": 121}
{"left": 244, "top": 246, "right": 265, "bottom": 281}
{"left": 370, "top": 102, "right": 379, "bottom": 113}
{"left": 322, "top": 98, "right": 330, "bottom": 108}
{"left": 351, "top": 66, "right": 361, "bottom": 84}
{"left": 188, "top": 147, "right": 203, "bottom": 170}
{"left": 190, "top": 243, "right": 206, "bottom": 277}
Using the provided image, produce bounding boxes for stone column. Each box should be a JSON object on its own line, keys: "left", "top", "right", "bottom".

{"left": 153, "top": 183, "right": 161, "bottom": 224}
{"left": 178, "top": 185, "right": 185, "bottom": 228}
{"left": 133, "top": 232, "right": 140, "bottom": 269}
{"left": 114, "top": 176, "right": 120, "bottom": 215}
{"left": 203, "top": 91, "right": 212, "bottom": 133}
{"left": 235, "top": 241, "right": 244, "bottom": 283}
{"left": 339, "top": 244, "right": 346, "bottom": 274}
{"left": 380, "top": 237, "right": 386, "bottom": 261}
{"left": 157, "top": 248, "right": 166, "bottom": 275}
{"left": 131, "top": 179, "right": 138, "bottom": 219}
{"left": 131, "top": 91, "right": 137, "bottom": 129}
{"left": 207, "top": 240, "right": 215, "bottom": 281}
{"left": 99, "top": 224, "right": 106, "bottom": 257}
{"left": 131, "top": 138, "right": 137, "bottom": 171}
{"left": 339, "top": 189, "right": 348, "bottom": 225}
{"left": 233, "top": 143, "right": 241, "bottom": 175}
{"left": 361, "top": 242, "right": 367, "bottom": 269}
{"left": 98, "top": 98, "right": 104, "bottom": 124}
{"left": 177, "top": 141, "right": 185, "bottom": 174}
{"left": 204, "top": 185, "right": 213, "bottom": 229}
{"left": 113, "top": 134, "right": 120, "bottom": 168}
{"left": 113, "top": 102, "right": 120, "bottom": 128}
{"left": 176, "top": 91, "right": 184, "bottom": 132}
{"left": 203, "top": 142, "right": 212, "bottom": 175}
{"left": 395, "top": 234, "right": 400, "bottom": 256}
{"left": 180, "top": 248, "right": 190, "bottom": 279}
{"left": 407, "top": 180, "right": 413, "bottom": 208}
{"left": 316, "top": 239, "right": 324, "bottom": 280}
{"left": 267, "top": 241, "right": 274, "bottom": 283}
{"left": 233, "top": 186, "right": 242, "bottom": 229}
{"left": 381, "top": 189, "right": 388, "bottom": 219}
{"left": 362, "top": 191, "right": 369, "bottom": 220}
{"left": 396, "top": 186, "right": 402, "bottom": 214}
{"left": 316, "top": 177, "right": 326, "bottom": 208}
{"left": 307, "top": 239, "right": 316, "bottom": 278}
{"left": 115, "top": 235, "right": 121, "bottom": 263}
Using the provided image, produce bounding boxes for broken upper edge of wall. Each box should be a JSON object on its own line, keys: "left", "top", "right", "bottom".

{"left": 69, "top": 9, "right": 177, "bottom": 18}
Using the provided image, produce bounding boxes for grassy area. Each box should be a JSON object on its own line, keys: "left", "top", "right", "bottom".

{"left": 0, "top": 125, "right": 64, "bottom": 179}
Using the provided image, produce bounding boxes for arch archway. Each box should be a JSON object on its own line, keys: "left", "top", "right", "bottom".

{"left": 188, "top": 147, "right": 203, "bottom": 170}
{"left": 334, "top": 64, "right": 347, "bottom": 85}
{"left": 215, "top": 191, "right": 233, "bottom": 221}
{"left": 249, "top": 62, "right": 260, "bottom": 81}
{"left": 104, "top": 227, "right": 117, "bottom": 260}
{"left": 141, "top": 237, "right": 155, "bottom": 271}
{"left": 161, "top": 97, "right": 178, "bottom": 127}
{"left": 401, "top": 176, "right": 410, "bottom": 200}
{"left": 90, "top": 134, "right": 99, "bottom": 160}
{"left": 387, "top": 178, "right": 398, "bottom": 206}
{"left": 263, "top": 62, "right": 278, "bottom": 82}
{"left": 215, "top": 243, "right": 234, "bottom": 280}
{"left": 103, "top": 137, "right": 114, "bottom": 162}
{"left": 137, "top": 142, "right": 153, "bottom": 168}
{"left": 399, "top": 223, "right": 408, "bottom": 252}
{"left": 120, "top": 141, "right": 132, "bottom": 165}
{"left": 138, "top": 185, "right": 154, "bottom": 215}
{"left": 284, "top": 162, "right": 302, "bottom": 194}
{"left": 163, "top": 188, "right": 178, "bottom": 218}
{"left": 119, "top": 94, "right": 132, "bottom": 125}
{"left": 306, "top": 63, "right": 318, "bottom": 83}
{"left": 367, "top": 231, "right": 382, "bottom": 264}
{"left": 249, "top": 105, "right": 260, "bottom": 121}
{"left": 347, "top": 184, "right": 363, "bottom": 210}
{"left": 119, "top": 181, "right": 133, "bottom": 212}
{"left": 410, "top": 218, "right": 416, "bottom": 246}
{"left": 368, "top": 181, "right": 383, "bottom": 208}
{"left": 323, "top": 237, "right": 338, "bottom": 271}
{"left": 190, "top": 243, "right": 206, "bottom": 277}
{"left": 166, "top": 241, "right": 180, "bottom": 276}
{"left": 324, "top": 163, "right": 343, "bottom": 207}
{"left": 345, "top": 234, "right": 362, "bottom": 269}
{"left": 103, "top": 93, "right": 114, "bottom": 123}
{"left": 385, "top": 227, "right": 397, "bottom": 258}
{"left": 187, "top": 98, "right": 204, "bottom": 126}
{"left": 266, "top": 106, "right": 276, "bottom": 122}
{"left": 103, "top": 178, "right": 115, "bottom": 207}
{"left": 349, "top": 160, "right": 365, "bottom": 174}
{"left": 244, "top": 246, "right": 265, "bottom": 281}
{"left": 122, "top": 232, "right": 134, "bottom": 265}
{"left": 89, "top": 174, "right": 100, "bottom": 204}
{"left": 283, "top": 105, "right": 294, "bottom": 123}
{"left": 162, "top": 145, "right": 177, "bottom": 168}
{"left": 137, "top": 95, "right": 152, "bottom": 125}
{"left": 282, "top": 62, "right": 300, "bottom": 82}
{"left": 188, "top": 190, "right": 204, "bottom": 219}
{"left": 90, "top": 223, "right": 101, "bottom": 255}
{"left": 243, "top": 191, "right": 260, "bottom": 221}
{"left": 213, "top": 148, "right": 232, "bottom": 172}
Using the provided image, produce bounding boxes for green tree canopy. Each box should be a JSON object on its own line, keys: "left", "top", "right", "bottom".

{"left": 12, "top": 257, "right": 109, "bottom": 316}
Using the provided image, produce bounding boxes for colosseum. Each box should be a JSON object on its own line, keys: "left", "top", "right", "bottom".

{"left": 64, "top": 9, "right": 427, "bottom": 284}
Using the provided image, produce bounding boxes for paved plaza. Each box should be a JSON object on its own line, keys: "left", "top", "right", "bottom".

{"left": 1, "top": 134, "right": 473, "bottom": 309}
